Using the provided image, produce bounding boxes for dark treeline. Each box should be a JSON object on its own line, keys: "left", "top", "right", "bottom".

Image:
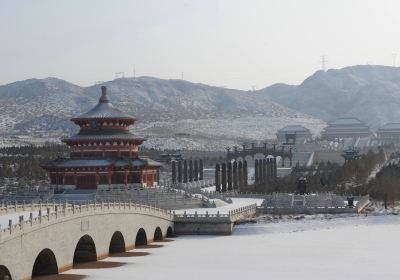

{"left": 0, "top": 145, "right": 69, "bottom": 157}
{"left": 0, "top": 145, "right": 69, "bottom": 188}
{"left": 369, "top": 162, "right": 400, "bottom": 206}
{"left": 245, "top": 148, "right": 386, "bottom": 198}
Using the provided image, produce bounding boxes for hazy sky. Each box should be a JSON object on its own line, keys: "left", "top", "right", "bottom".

{"left": 2, "top": 0, "right": 400, "bottom": 89}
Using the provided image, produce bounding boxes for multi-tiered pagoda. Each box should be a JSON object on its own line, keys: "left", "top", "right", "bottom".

{"left": 42, "top": 86, "right": 161, "bottom": 190}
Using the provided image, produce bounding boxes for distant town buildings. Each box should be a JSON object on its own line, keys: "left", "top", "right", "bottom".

{"left": 276, "top": 125, "right": 312, "bottom": 144}
{"left": 321, "top": 118, "right": 373, "bottom": 140}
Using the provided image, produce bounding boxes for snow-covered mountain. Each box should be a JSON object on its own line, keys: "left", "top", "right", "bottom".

{"left": 0, "top": 76, "right": 325, "bottom": 149}
{"left": 258, "top": 65, "right": 400, "bottom": 128}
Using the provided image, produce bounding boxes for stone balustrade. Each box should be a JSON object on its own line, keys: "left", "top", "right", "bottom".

{"left": 173, "top": 203, "right": 257, "bottom": 222}
{"left": 0, "top": 201, "right": 173, "bottom": 243}
{"left": 173, "top": 204, "right": 257, "bottom": 235}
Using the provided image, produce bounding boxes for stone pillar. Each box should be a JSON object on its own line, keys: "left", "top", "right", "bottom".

{"left": 243, "top": 160, "right": 248, "bottom": 186}
{"left": 215, "top": 164, "right": 221, "bottom": 192}
{"left": 172, "top": 161, "right": 176, "bottom": 184}
{"left": 271, "top": 158, "right": 275, "bottom": 179}
{"left": 221, "top": 163, "right": 227, "bottom": 192}
{"left": 183, "top": 160, "right": 188, "bottom": 183}
{"left": 227, "top": 162, "right": 233, "bottom": 191}
{"left": 194, "top": 160, "right": 199, "bottom": 181}
{"left": 238, "top": 161, "right": 243, "bottom": 187}
{"left": 262, "top": 159, "right": 267, "bottom": 183}
{"left": 178, "top": 160, "right": 183, "bottom": 183}
{"left": 189, "top": 160, "right": 193, "bottom": 182}
{"left": 233, "top": 161, "right": 238, "bottom": 189}
{"left": 266, "top": 158, "right": 271, "bottom": 179}
{"left": 199, "top": 159, "right": 204, "bottom": 180}
{"left": 254, "top": 159, "right": 259, "bottom": 184}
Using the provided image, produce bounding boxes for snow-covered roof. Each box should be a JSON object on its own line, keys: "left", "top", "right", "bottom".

{"left": 378, "top": 123, "right": 400, "bottom": 131}
{"left": 72, "top": 86, "right": 135, "bottom": 121}
{"left": 277, "top": 125, "right": 311, "bottom": 133}
{"left": 42, "top": 157, "right": 162, "bottom": 168}
{"left": 63, "top": 131, "right": 144, "bottom": 142}
{"left": 328, "top": 118, "right": 365, "bottom": 126}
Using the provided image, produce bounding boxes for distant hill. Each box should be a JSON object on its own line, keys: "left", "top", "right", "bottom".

{"left": 0, "top": 76, "right": 325, "bottom": 150}
{"left": 257, "top": 65, "right": 400, "bottom": 128}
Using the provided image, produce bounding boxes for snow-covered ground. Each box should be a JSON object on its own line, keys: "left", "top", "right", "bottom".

{"left": 62, "top": 214, "right": 400, "bottom": 280}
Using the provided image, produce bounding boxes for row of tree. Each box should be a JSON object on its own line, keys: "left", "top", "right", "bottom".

{"left": 245, "top": 148, "right": 387, "bottom": 197}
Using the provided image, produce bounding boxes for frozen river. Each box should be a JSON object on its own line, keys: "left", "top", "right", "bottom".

{"left": 59, "top": 214, "right": 400, "bottom": 280}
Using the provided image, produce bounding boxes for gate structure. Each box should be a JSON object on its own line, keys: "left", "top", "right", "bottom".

{"left": 226, "top": 142, "right": 293, "bottom": 167}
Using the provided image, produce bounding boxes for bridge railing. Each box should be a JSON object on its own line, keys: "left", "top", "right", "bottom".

{"left": 0, "top": 201, "right": 174, "bottom": 243}
{"left": 167, "top": 179, "right": 215, "bottom": 190}
{"left": 173, "top": 203, "right": 257, "bottom": 223}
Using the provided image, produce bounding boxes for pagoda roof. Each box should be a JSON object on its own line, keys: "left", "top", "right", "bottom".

{"left": 72, "top": 86, "right": 136, "bottom": 121}
{"left": 42, "top": 157, "right": 162, "bottom": 169}
{"left": 63, "top": 131, "right": 144, "bottom": 142}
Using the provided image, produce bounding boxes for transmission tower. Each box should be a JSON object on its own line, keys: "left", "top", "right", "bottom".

{"left": 320, "top": 55, "right": 327, "bottom": 71}
{"left": 115, "top": 72, "right": 125, "bottom": 79}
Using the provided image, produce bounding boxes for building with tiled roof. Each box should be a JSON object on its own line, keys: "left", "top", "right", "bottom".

{"left": 377, "top": 123, "right": 400, "bottom": 144}
{"left": 276, "top": 125, "right": 312, "bottom": 144}
{"left": 42, "top": 86, "right": 162, "bottom": 190}
{"left": 321, "top": 118, "right": 373, "bottom": 140}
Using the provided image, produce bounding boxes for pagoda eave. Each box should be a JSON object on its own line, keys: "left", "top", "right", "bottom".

{"left": 71, "top": 116, "right": 137, "bottom": 123}
{"left": 62, "top": 138, "right": 145, "bottom": 144}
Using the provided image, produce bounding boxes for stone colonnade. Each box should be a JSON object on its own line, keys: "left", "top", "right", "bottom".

{"left": 254, "top": 157, "right": 277, "bottom": 184}
{"left": 215, "top": 160, "right": 248, "bottom": 192}
{"left": 171, "top": 159, "right": 204, "bottom": 184}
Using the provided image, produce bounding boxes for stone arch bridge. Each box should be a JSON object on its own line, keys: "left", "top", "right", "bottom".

{"left": 0, "top": 201, "right": 256, "bottom": 280}
{"left": 0, "top": 202, "right": 174, "bottom": 280}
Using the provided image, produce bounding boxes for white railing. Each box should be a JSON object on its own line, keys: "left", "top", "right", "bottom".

{"left": 0, "top": 201, "right": 174, "bottom": 243}
{"left": 167, "top": 179, "right": 215, "bottom": 190}
{"left": 356, "top": 194, "right": 370, "bottom": 213}
{"left": 173, "top": 203, "right": 257, "bottom": 223}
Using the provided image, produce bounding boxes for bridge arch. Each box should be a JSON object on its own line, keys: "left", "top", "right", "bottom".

{"left": 135, "top": 228, "right": 148, "bottom": 246}
{"left": 73, "top": 235, "right": 97, "bottom": 264}
{"left": 153, "top": 227, "right": 163, "bottom": 241}
{"left": 166, "top": 226, "right": 174, "bottom": 238}
{"left": 109, "top": 231, "right": 126, "bottom": 254}
{"left": 0, "top": 265, "right": 12, "bottom": 280}
{"left": 32, "top": 248, "right": 58, "bottom": 277}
